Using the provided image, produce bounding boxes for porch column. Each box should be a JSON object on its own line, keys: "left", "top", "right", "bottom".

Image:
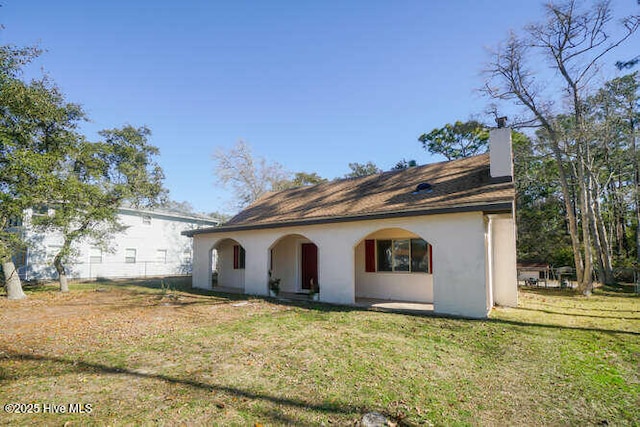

{"left": 192, "top": 235, "right": 214, "bottom": 290}
{"left": 315, "top": 237, "right": 355, "bottom": 305}
{"left": 243, "top": 240, "right": 270, "bottom": 296}
{"left": 488, "top": 213, "right": 518, "bottom": 307}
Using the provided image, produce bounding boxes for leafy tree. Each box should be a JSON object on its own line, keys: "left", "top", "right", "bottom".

{"left": 0, "top": 44, "right": 85, "bottom": 299}
{"left": 208, "top": 210, "right": 233, "bottom": 224}
{"left": 393, "top": 159, "right": 418, "bottom": 170}
{"left": 1, "top": 44, "right": 168, "bottom": 296}
{"left": 344, "top": 162, "right": 381, "bottom": 178}
{"left": 162, "top": 199, "right": 196, "bottom": 215}
{"left": 34, "top": 126, "right": 166, "bottom": 292}
{"left": 273, "top": 172, "right": 328, "bottom": 190}
{"left": 213, "top": 140, "right": 290, "bottom": 208}
{"left": 583, "top": 73, "right": 640, "bottom": 272}
{"left": 513, "top": 130, "right": 573, "bottom": 266}
{"left": 418, "top": 120, "right": 488, "bottom": 160}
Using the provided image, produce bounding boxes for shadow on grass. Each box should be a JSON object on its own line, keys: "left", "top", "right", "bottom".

{"left": 87, "top": 276, "right": 250, "bottom": 304}
{"left": 487, "top": 317, "right": 640, "bottom": 336}
{"left": 524, "top": 286, "right": 640, "bottom": 299}
{"left": 0, "top": 350, "right": 360, "bottom": 423}
{"left": 270, "top": 297, "right": 640, "bottom": 336}
{"left": 514, "top": 306, "right": 640, "bottom": 321}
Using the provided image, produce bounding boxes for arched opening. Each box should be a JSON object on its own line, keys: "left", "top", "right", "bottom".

{"left": 210, "top": 238, "right": 245, "bottom": 292}
{"left": 269, "top": 234, "right": 318, "bottom": 296}
{"left": 354, "top": 228, "right": 433, "bottom": 303}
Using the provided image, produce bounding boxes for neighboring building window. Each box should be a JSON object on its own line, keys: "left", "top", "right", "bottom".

{"left": 8, "top": 216, "right": 22, "bottom": 227}
{"left": 13, "top": 250, "right": 27, "bottom": 267}
{"left": 233, "top": 245, "right": 245, "bottom": 269}
{"left": 32, "top": 205, "right": 49, "bottom": 217}
{"left": 89, "top": 247, "right": 103, "bottom": 264}
{"left": 181, "top": 248, "right": 191, "bottom": 263}
{"left": 125, "top": 248, "right": 137, "bottom": 264}
{"left": 142, "top": 215, "right": 152, "bottom": 225}
{"left": 365, "top": 238, "right": 432, "bottom": 273}
{"left": 156, "top": 249, "right": 167, "bottom": 264}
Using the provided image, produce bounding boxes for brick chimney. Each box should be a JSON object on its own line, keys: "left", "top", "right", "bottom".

{"left": 489, "top": 117, "right": 513, "bottom": 179}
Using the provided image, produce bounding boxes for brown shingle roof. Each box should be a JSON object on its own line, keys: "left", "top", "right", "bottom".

{"left": 186, "top": 153, "right": 514, "bottom": 235}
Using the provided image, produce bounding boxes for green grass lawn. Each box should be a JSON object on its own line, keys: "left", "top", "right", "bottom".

{"left": 0, "top": 279, "right": 638, "bottom": 426}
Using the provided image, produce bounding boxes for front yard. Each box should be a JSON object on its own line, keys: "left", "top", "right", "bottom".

{"left": 1, "top": 279, "right": 638, "bottom": 426}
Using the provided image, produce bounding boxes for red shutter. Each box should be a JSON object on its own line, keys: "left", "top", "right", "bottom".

{"left": 365, "top": 239, "right": 376, "bottom": 272}
{"left": 233, "top": 245, "right": 239, "bottom": 269}
{"left": 428, "top": 243, "right": 433, "bottom": 274}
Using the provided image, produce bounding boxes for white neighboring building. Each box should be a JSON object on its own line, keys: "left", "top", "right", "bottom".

{"left": 13, "top": 207, "right": 220, "bottom": 281}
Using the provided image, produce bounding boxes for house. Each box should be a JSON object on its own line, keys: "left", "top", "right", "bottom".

{"left": 184, "top": 127, "right": 517, "bottom": 318}
{"left": 12, "top": 207, "right": 220, "bottom": 281}
{"left": 517, "top": 262, "right": 551, "bottom": 286}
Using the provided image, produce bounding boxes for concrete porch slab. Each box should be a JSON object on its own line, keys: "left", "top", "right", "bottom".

{"left": 355, "top": 298, "right": 434, "bottom": 315}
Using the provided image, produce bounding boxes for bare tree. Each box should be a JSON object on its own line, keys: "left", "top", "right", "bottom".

{"left": 213, "top": 140, "right": 291, "bottom": 208}
{"left": 483, "top": 0, "right": 639, "bottom": 294}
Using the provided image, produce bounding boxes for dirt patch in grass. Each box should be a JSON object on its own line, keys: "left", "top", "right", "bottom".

{"left": 1, "top": 282, "right": 638, "bottom": 426}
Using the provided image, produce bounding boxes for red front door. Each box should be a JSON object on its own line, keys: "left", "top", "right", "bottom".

{"left": 301, "top": 243, "right": 318, "bottom": 291}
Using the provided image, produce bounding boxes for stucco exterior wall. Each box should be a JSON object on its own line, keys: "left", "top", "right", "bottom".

{"left": 192, "top": 211, "right": 496, "bottom": 317}
{"left": 488, "top": 214, "right": 518, "bottom": 307}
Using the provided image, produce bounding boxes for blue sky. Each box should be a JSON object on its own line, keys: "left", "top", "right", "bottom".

{"left": 2, "top": 1, "right": 638, "bottom": 215}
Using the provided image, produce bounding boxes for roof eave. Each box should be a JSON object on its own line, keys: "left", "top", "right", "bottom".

{"left": 182, "top": 201, "right": 513, "bottom": 237}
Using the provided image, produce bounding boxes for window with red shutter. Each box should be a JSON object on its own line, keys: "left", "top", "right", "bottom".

{"left": 233, "top": 245, "right": 239, "bottom": 269}
{"left": 364, "top": 238, "right": 432, "bottom": 274}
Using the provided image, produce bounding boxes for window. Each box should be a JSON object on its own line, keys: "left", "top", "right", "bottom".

{"left": 32, "top": 205, "right": 49, "bottom": 216}
{"left": 156, "top": 249, "right": 167, "bottom": 264}
{"left": 8, "top": 216, "right": 22, "bottom": 227}
{"left": 142, "top": 215, "right": 151, "bottom": 225}
{"left": 89, "top": 247, "right": 103, "bottom": 264}
{"left": 182, "top": 248, "right": 192, "bottom": 263}
{"left": 125, "top": 248, "right": 137, "bottom": 264}
{"left": 366, "top": 238, "right": 432, "bottom": 273}
{"left": 233, "top": 245, "right": 245, "bottom": 269}
{"left": 410, "top": 239, "right": 429, "bottom": 272}
{"left": 13, "top": 250, "right": 27, "bottom": 267}
{"left": 377, "top": 240, "right": 393, "bottom": 272}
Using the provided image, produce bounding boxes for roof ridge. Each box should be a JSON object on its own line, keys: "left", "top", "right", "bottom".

{"left": 263, "top": 153, "right": 490, "bottom": 197}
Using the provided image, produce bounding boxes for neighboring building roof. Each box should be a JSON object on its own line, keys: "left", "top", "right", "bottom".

{"left": 517, "top": 263, "right": 551, "bottom": 270}
{"left": 185, "top": 153, "right": 514, "bottom": 236}
{"left": 119, "top": 206, "right": 220, "bottom": 226}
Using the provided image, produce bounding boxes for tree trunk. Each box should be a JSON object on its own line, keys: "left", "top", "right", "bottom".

{"left": 2, "top": 257, "right": 26, "bottom": 300}
{"left": 550, "top": 143, "right": 585, "bottom": 281}
{"left": 592, "top": 192, "right": 614, "bottom": 285}
{"left": 576, "top": 152, "right": 593, "bottom": 295}
{"left": 53, "top": 250, "right": 69, "bottom": 293}
{"left": 591, "top": 215, "right": 606, "bottom": 286}
{"left": 634, "top": 136, "right": 640, "bottom": 266}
